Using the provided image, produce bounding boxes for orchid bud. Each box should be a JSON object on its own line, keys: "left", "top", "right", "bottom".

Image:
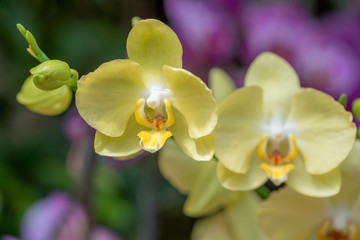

{"left": 352, "top": 98, "right": 360, "bottom": 121}
{"left": 30, "top": 60, "right": 72, "bottom": 91}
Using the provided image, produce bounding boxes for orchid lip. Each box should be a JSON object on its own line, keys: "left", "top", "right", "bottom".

{"left": 318, "top": 219, "right": 358, "bottom": 240}
{"left": 135, "top": 97, "right": 174, "bottom": 153}
{"left": 257, "top": 132, "right": 298, "bottom": 185}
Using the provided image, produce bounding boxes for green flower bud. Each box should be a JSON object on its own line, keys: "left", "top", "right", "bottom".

{"left": 352, "top": 98, "right": 360, "bottom": 121}
{"left": 338, "top": 93, "right": 348, "bottom": 108}
{"left": 17, "top": 76, "right": 73, "bottom": 116}
{"left": 30, "top": 60, "right": 72, "bottom": 91}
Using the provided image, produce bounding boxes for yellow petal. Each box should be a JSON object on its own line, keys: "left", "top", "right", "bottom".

{"left": 94, "top": 115, "right": 145, "bottom": 158}
{"left": 217, "top": 155, "right": 268, "bottom": 191}
{"left": 333, "top": 140, "right": 360, "bottom": 206}
{"left": 191, "top": 212, "right": 234, "bottom": 240}
{"left": 192, "top": 192, "right": 268, "bottom": 240}
{"left": 258, "top": 187, "right": 329, "bottom": 240}
{"left": 184, "top": 160, "right": 240, "bottom": 217}
{"left": 127, "top": 19, "right": 182, "bottom": 87}
{"left": 165, "top": 66, "right": 217, "bottom": 139}
{"left": 225, "top": 193, "right": 268, "bottom": 240}
{"left": 159, "top": 139, "right": 237, "bottom": 217}
{"left": 76, "top": 59, "right": 147, "bottom": 137}
{"left": 17, "top": 76, "right": 72, "bottom": 116}
{"left": 170, "top": 108, "right": 214, "bottom": 161}
{"left": 285, "top": 88, "right": 356, "bottom": 175}
{"left": 286, "top": 155, "right": 341, "bottom": 197}
{"left": 138, "top": 129, "right": 172, "bottom": 153}
{"left": 244, "top": 52, "right": 300, "bottom": 122}
{"left": 208, "top": 68, "right": 236, "bottom": 103}
{"left": 214, "top": 86, "right": 263, "bottom": 173}
{"left": 158, "top": 139, "right": 206, "bottom": 194}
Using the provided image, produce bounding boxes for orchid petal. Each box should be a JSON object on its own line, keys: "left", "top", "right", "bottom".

{"left": 17, "top": 76, "right": 72, "bottom": 116}
{"left": 287, "top": 155, "right": 341, "bottom": 197}
{"left": 170, "top": 108, "right": 214, "bottom": 161}
{"left": 159, "top": 139, "right": 237, "bottom": 217}
{"left": 76, "top": 60, "right": 146, "bottom": 137}
{"left": 333, "top": 140, "right": 360, "bottom": 206}
{"left": 214, "top": 86, "right": 263, "bottom": 173}
{"left": 127, "top": 19, "right": 182, "bottom": 87}
{"left": 258, "top": 187, "right": 329, "bottom": 240}
{"left": 225, "top": 193, "right": 268, "bottom": 240}
{"left": 158, "top": 139, "right": 205, "bottom": 194}
{"left": 191, "top": 212, "right": 234, "bottom": 240}
{"left": 285, "top": 88, "right": 356, "bottom": 175}
{"left": 217, "top": 155, "right": 267, "bottom": 191}
{"left": 209, "top": 68, "right": 236, "bottom": 103}
{"left": 94, "top": 115, "right": 144, "bottom": 158}
{"left": 138, "top": 130, "right": 172, "bottom": 153}
{"left": 165, "top": 66, "right": 217, "bottom": 139}
{"left": 184, "top": 161, "right": 239, "bottom": 217}
{"left": 245, "top": 52, "right": 300, "bottom": 122}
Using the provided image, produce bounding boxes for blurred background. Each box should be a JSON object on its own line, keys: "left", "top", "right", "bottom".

{"left": 0, "top": 0, "right": 360, "bottom": 239}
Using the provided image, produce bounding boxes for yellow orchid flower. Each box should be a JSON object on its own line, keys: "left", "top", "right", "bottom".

{"left": 76, "top": 19, "right": 217, "bottom": 160}
{"left": 17, "top": 76, "right": 72, "bottom": 116}
{"left": 258, "top": 140, "right": 360, "bottom": 240}
{"left": 214, "top": 52, "right": 356, "bottom": 197}
{"left": 159, "top": 139, "right": 267, "bottom": 240}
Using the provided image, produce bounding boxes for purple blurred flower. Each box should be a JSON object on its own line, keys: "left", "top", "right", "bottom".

{"left": 322, "top": 10, "right": 360, "bottom": 59}
{"left": 242, "top": 2, "right": 310, "bottom": 64}
{"left": 292, "top": 25, "right": 360, "bottom": 96}
{"left": 90, "top": 227, "right": 122, "bottom": 240}
{"left": 22, "top": 192, "right": 73, "bottom": 240}
{"left": 63, "top": 107, "right": 93, "bottom": 144}
{"left": 242, "top": 2, "right": 360, "bottom": 97}
{"left": 63, "top": 108, "right": 94, "bottom": 178}
{"left": 1, "top": 236, "right": 19, "bottom": 240}
{"left": 20, "top": 191, "right": 122, "bottom": 240}
{"left": 321, "top": 8, "right": 360, "bottom": 100}
{"left": 165, "top": 0, "right": 239, "bottom": 78}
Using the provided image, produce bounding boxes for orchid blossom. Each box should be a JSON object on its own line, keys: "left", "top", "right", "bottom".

{"left": 214, "top": 52, "right": 356, "bottom": 197}
{"left": 76, "top": 19, "right": 217, "bottom": 160}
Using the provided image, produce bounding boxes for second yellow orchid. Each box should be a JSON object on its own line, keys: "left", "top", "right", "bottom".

{"left": 214, "top": 52, "right": 356, "bottom": 197}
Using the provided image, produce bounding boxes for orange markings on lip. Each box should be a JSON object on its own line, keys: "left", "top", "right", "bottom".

{"left": 269, "top": 150, "right": 283, "bottom": 166}
{"left": 318, "top": 221, "right": 357, "bottom": 240}
{"left": 258, "top": 133, "right": 298, "bottom": 165}
{"left": 152, "top": 115, "right": 166, "bottom": 130}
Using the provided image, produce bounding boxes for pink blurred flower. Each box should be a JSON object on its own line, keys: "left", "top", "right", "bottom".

{"left": 165, "top": 0, "right": 239, "bottom": 78}
{"left": 292, "top": 25, "right": 360, "bottom": 96}
{"left": 1, "top": 236, "right": 19, "bottom": 240}
{"left": 242, "top": 2, "right": 310, "bottom": 64}
{"left": 242, "top": 2, "right": 360, "bottom": 97}
{"left": 20, "top": 191, "right": 122, "bottom": 240}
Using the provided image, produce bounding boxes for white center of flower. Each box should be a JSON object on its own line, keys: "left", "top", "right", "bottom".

{"left": 146, "top": 88, "right": 172, "bottom": 110}
{"left": 331, "top": 207, "right": 355, "bottom": 231}
{"left": 146, "top": 90, "right": 163, "bottom": 109}
{"left": 318, "top": 207, "right": 358, "bottom": 240}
